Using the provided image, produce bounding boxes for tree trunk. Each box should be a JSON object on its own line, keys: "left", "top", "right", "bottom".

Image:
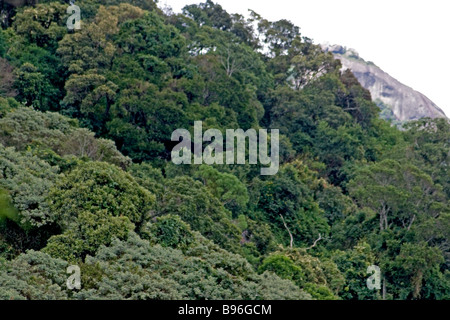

{"left": 279, "top": 214, "right": 294, "bottom": 248}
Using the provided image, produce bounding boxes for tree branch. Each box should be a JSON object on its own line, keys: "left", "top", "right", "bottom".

{"left": 279, "top": 214, "right": 294, "bottom": 248}
{"left": 407, "top": 214, "right": 416, "bottom": 231}
{"left": 307, "top": 233, "right": 322, "bottom": 250}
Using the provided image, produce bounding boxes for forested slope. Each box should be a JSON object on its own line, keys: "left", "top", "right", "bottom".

{"left": 0, "top": 0, "right": 449, "bottom": 300}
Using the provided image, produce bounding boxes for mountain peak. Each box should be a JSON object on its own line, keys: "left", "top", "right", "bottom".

{"left": 322, "top": 43, "right": 447, "bottom": 122}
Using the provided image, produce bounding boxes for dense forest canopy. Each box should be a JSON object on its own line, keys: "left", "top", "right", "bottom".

{"left": 0, "top": 0, "right": 449, "bottom": 300}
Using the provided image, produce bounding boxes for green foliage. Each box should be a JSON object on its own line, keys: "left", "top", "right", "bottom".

{"left": 0, "top": 107, "right": 131, "bottom": 168}
{"left": 333, "top": 242, "right": 380, "bottom": 300}
{"left": 403, "top": 118, "right": 450, "bottom": 198}
{"left": 0, "top": 250, "right": 69, "bottom": 300}
{"left": 258, "top": 248, "right": 343, "bottom": 300}
{"left": 195, "top": 165, "right": 249, "bottom": 214}
{"left": 0, "top": 30, "right": 6, "bottom": 58}
{"left": 48, "top": 161, "right": 154, "bottom": 229}
{"left": 72, "top": 232, "right": 311, "bottom": 300}
{"left": 0, "top": 97, "right": 19, "bottom": 117}
{"left": 157, "top": 176, "right": 241, "bottom": 253}
{"left": 144, "top": 215, "right": 195, "bottom": 251}
{"left": 117, "top": 12, "right": 186, "bottom": 59}
{"left": 0, "top": 188, "right": 18, "bottom": 222}
{"left": 348, "top": 159, "right": 448, "bottom": 233}
{"left": 44, "top": 210, "right": 134, "bottom": 263}
{"left": 0, "top": 0, "right": 448, "bottom": 300}
{"left": 128, "top": 162, "right": 164, "bottom": 194}
{"left": 13, "top": 62, "right": 51, "bottom": 108}
{"left": 259, "top": 254, "right": 305, "bottom": 285}
{"left": 12, "top": 2, "right": 67, "bottom": 50}
{"left": 0, "top": 143, "right": 58, "bottom": 228}
{"left": 41, "top": 161, "right": 154, "bottom": 262}
{"left": 256, "top": 162, "right": 329, "bottom": 247}
{"left": 183, "top": 0, "right": 232, "bottom": 31}
{"left": 392, "top": 242, "right": 444, "bottom": 299}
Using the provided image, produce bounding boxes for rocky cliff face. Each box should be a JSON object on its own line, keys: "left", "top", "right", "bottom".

{"left": 322, "top": 44, "right": 447, "bottom": 122}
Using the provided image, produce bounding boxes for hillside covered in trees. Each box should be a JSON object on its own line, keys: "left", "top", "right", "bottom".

{"left": 0, "top": 0, "right": 449, "bottom": 300}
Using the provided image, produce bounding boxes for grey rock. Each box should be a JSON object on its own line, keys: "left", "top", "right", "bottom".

{"left": 322, "top": 44, "right": 447, "bottom": 121}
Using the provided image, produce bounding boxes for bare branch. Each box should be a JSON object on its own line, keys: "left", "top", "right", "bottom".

{"left": 279, "top": 214, "right": 294, "bottom": 248}
{"left": 307, "top": 233, "right": 322, "bottom": 250}
{"left": 407, "top": 215, "right": 416, "bottom": 231}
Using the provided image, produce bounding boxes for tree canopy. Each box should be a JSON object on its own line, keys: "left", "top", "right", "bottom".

{"left": 0, "top": 0, "right": 448, "bottom": 300}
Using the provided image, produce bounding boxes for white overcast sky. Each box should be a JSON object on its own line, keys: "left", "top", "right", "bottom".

{"left": 160, "top": 0, "right": 450, "bottom": 117}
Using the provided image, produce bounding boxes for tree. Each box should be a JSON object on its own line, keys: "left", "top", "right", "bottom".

{"left": 13, "top": 62, "right": 51, "bottom": 107}
{"left": 143, "top": 214, "right": 194, "bottom": 251}
{"left": 348, "top": 159, "right": 447, "bottom": 233}
{"left": 256, "top": 162, "right": 329, "bottom": 247}
{"left": 287, "top": 40, "right": 337, "bottom": 90}
{"left": 57, "top": 5, "right": 122, "bottom": 73}
{"left": 0, "top": 106, "right": 130, "bottom": 168}
{"left": 259, "top": 254, "right": 305, "bottom": 285}
{"left": 72, "top": 232, "right": 311, "bottom": 300}
{"left": 195, "top": 165, "right": 249, "bottom": 214}
{"left": 0, "top": 143, "right": 58, "bottom": 229}
{"left": 157, "top": 176, "right": 241, "bottom": 252}
{"left": 12, "top": 2, "right": 66, "bottom": 50}
{"left": 0, "top": 250, "right": 69, "bottom": 300}
{"left": 0, "top": 0, "right": 449, "bottom": 300}
{"left": 48, "top": 161, "right": 155, "bottom": 231}
{"left": 393, "top": 242, "right": 444, "bottom": 299}
{"left": 43, "top": 210, "right": 134, "bottom": 262}
{"left": 254, "top": 16, "right": 301, "bottom": 57}
{"left": 183, "top": 0, "right": 232, "bottom": 31}
{"left": 116, "top": 11, "right": 186, "bottom": 58}
{"left": 403, "top": 118, "right": 450, "bottom": 198}
{"left": 62, "top": 72, "right": 118, "bottom": 131}
{"left": 332, "top": 242, "right": 380, "bottom": 300}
